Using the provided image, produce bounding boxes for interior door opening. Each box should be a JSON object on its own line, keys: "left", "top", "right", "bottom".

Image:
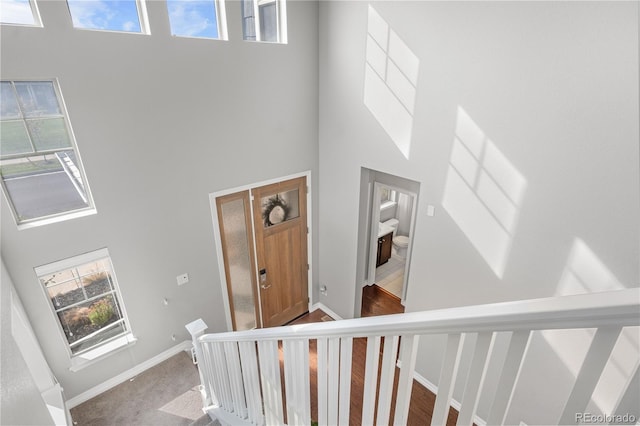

{"left": 368, "top": 182, "right": 418, "bottom": 306}
{"left": 355, "top": 168, "right": 420, "bottom": 317}
{"left": 371, "top": 183, "right": 417, "bottom": 303}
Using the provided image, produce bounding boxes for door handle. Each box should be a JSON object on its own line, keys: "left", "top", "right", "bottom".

{"left": 261, "top": 284, "right": 272, "bottom": 290}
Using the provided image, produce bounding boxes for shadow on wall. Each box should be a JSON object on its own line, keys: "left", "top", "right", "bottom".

{"left": 509, "top": 239, "right": 638, "bottom": 424}
{"left": 442, "top": 106, "right": 528, "bottom": 279}
{"left": 538, "top": 238, "right": 639, "bottom": 418}
{"left": 363, "top": 5, "right": 419, "bottom": 160}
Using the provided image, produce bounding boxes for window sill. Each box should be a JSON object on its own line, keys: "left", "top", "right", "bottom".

{"left": 17, "top": 208, "right": 97, "bottom": 231}
{"left": 69, "top": 333, "right": 136, "bottom": 372}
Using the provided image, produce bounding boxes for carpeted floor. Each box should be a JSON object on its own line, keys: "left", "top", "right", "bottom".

{"left": 70, "top": 351, "right": 218, "bottom": 426}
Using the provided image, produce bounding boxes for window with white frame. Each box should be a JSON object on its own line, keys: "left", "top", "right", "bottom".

{"left": 35, "top": 249, "right": 132, "bottom": 357}
{"left": 241, "top": 0, "right": 286, "bottom": 43}
{"left": 166, "top": 0, "right": 227, "bottom": 40}
{"left": 0, "top": 0, "right": 41, "bottom": 26}
{"left": 0, "top": 80, "right": 96, "bottom": 227}
{"left": 66, "top": 0, "right": 149, "bottom": 34}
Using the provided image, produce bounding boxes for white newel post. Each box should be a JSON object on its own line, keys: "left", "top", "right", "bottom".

{"left": 185, "top": 318, "right": 210, "bottom": 406}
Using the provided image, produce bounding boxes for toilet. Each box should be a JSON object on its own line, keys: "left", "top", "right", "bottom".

{"left": 382, "top": 218, "right": 410, "bottom": 259}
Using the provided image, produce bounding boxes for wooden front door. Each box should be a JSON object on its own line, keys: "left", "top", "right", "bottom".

{"left": 251, "top": 176, "right": 308, "bottom": 327}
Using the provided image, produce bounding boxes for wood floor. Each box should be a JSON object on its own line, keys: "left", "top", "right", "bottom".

{"left": 362, "top": 283, "right": 405, "bottom": 316}
{"left": 286, "top": 285, "right": 460, "bottom": 425}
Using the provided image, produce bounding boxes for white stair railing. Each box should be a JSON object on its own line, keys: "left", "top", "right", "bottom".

{"left": 191, "top": 288, "right": 639, "bottom": 426}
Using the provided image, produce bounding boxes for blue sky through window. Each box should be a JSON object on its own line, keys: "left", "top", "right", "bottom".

{"left": 167, "top": 0, "right": 218, "bottom": 39}
{"left": 67, "top": 0, "right": 141, "bottom": 32}
{"left": 0, "top": 0, "right": 36, "bottom": 25}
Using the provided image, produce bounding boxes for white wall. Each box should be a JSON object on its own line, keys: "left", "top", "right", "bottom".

{"left": 1, "top": 258, "right": 54, "bottom": 426}
{"left": 0, "top": 0, "right": 318, "bottom": 400}
{"left": 319, "top": 1, "right": 639, "bottom": 423}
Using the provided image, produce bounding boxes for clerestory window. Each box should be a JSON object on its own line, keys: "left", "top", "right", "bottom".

{"left": 166, "top": 0, "right": 227, "bottom": 40}
{"left": 66, "top": 0, "right": 149, "bottom": 34}
{"left": 0, "top": 0, "right": 41, "bottom": 26}
{"left": 241, "top": 0, "right": 286, "bottom": 43}
{"left": 0, "top": 80, "right": 96, "bottom": 228}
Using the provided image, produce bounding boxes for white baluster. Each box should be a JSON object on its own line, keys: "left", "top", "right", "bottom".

{"left": 394, "top": 334, "right": 419, "bottom": 425}
{"left": 327, "top": 337, "right": 340, "bottom": 426}
{"left": 258, "top": 340, "right": 284, "bottom": 425}
{"left": 317, "top": 338, "right": 328, "bottom": 426}
{"left": 284, "top": 339, "right": 311, "bottom": 425}
{"left": 559, "top": 326, "right": 622, "bottom": 425}
{"left": 283, "top": 340, "right": 297, "bottom": 425}
{"left": 431, "top": 333, "right": 465, "bottom": 426}
{"left": 224, "top": 341, "right": 248, "bottom": 419}
{"left": 362, "top": 336, "right": 381, "bottom": 426}
{"left": 213, "top": 342, "right": 233, "bottom": 413}
{"left": 457, "top": 332, "right": 495, "bottom": 426}
{"left": 201, "top": 343, "right": 220, "bottom": 407}
{"left": 238, "top": 341, "right": 264, "bottom": 425}
{"left": 338, "top": 337, "right": 353, "bottom": 425}
{"left": 296, "top": 339, "right": 311, "bottom": 425}
{"left": 487, "top": 330, "right": 531, "bottom": 425}
{"left": 299, "top": 339, "right": 311, "bottom": 425}
{"left": 376, "top": 335, "right": 399, "bottom": 426}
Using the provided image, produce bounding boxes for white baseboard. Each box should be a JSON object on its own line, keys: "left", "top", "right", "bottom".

{"left": 310, "top": 302, "right": 344, "bottom": 320}
{"left": 66, "top": 340, "right": 193, "bottom": 408}
{"left": 411, "top": 368, "right": 487, "bottom": 426}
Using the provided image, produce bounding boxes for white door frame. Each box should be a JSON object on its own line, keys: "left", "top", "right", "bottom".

{"left": 209, "top": 170, "right": 313, "bottom": 331}
{"left": 367, "top": 181, "right": 418, "bottom": 305}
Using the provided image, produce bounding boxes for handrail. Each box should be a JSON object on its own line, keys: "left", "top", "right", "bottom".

{"left": 200, "top": 287, "right": 640, "bottom": 343}
{"left": 193, "top": 288, "right": 640, "bottom": 426}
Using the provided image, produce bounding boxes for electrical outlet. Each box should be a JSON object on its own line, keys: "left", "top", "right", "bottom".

{"left": 320, "top": 285, "right": 327, "bottom": 295}
{"left": 177, "top": 273, "right": 189, "bottom": 286}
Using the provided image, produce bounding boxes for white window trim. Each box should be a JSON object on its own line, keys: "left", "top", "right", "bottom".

{"left": 15, "top": 208, "right": 97, "bottom": 230}
{"left": 1, "top": 78, "right": 97, "bottom": 229}
{"left": 69, "top": 333, "right": 137, "bottom": 372}
{"left": 34, "top": 248, "right": 135, "bottom": 370}
{"left": 218, "top": 0, "right": 228, "bottom": 40}
{"left": 244, "top": 0, "right": 287, "bottom": 44}
{"left": 276, "top": 0, "right": 287, "bottom": 43}
{"left": 66, "top": 0, "right": 151, "bottom": 35}
{"left": 137, "top": 0, "right": 151, "bottom": 34}
{"left": 0, "top": 0, "right": 43, "bottom": 27}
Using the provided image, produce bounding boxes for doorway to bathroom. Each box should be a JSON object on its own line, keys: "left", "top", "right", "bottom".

{"left": 367, "top": 182, "right": 417, "bottom": 304}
